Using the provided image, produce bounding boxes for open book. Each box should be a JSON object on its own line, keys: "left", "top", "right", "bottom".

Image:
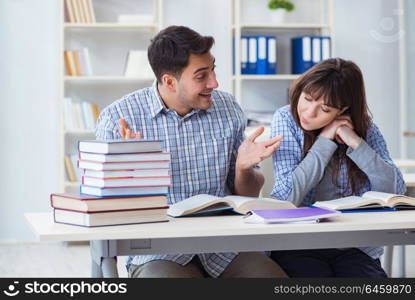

{"left": 167, "top": 194, "right": 295, "bottom": 217}
{"left": 313, "top": 191, "right": 415, "bottom": 211}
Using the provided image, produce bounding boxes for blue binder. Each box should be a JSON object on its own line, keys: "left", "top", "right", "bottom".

{"left": 291, "top": 36, "right": 313, "bottom": 74}
{"left": 247, "top": 36, "right": 257, "bottom": 74}
{"left": 320, "top": 36, "right": 331, "bottom": 61}
{"left": 312, "top": 36, "right": 321, "bottom": 66}
{"left": 256, "top": 35, "right": 268, "bottom": 74}
{"left": 267, "top": 36, "right": 277, "bottom": 74}
{"left": 240, "top": 36, "right": 249, "bottom": 74}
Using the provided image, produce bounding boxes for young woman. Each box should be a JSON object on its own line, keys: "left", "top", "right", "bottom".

{"left": 270, "top": 58, "right": 406, "bottom": 277}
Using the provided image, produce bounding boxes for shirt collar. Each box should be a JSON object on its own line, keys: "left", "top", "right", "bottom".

{"left": 149, "top": 80, "right": 215, "bottom": 119}
{"left": 149, "top": 80, "right": 167, "bottom": 118}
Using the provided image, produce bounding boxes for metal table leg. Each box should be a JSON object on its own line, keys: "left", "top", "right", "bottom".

{"left": 90, "top": 240, "right": 119, "bottom": 278}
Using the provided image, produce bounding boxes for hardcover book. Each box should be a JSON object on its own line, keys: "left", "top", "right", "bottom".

{"left": 78, "top": 139, "right": 162, "bottom": 154}
{"left": 79, "top": 151, "right": 170, "bottom": 162}
{"left": 167, "top": 194, "right": 295, "bottom": 217}
{"left": 83, "top": 168, "right": 170, "bottom": 179}
{"left": 82, "top": 176, "right": 171, "bottom": 188}
{"left": 50, "top": 193, "right": 167, "bottom": 212}
{"left": 313, "top": 191, "right": 415, "bottom": 211}
{"left": 80, "top": 184, "right": 169, "bottom": 197}
{"left": 53, "top": 207, "right": 168, "bottom": 227}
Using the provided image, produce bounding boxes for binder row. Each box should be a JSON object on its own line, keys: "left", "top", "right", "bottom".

{"left": 292, "top": 36, "right": 331, "bottom": 74}
{"left": 237, "top": 35, "right": 331, "bottom": 75}
{"left": 241, "top": 35, "right": 277, "bottom": 75}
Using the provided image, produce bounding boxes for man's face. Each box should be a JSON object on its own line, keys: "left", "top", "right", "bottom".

{"left": 175, "top": 52, "right": 219, "bottom": 113}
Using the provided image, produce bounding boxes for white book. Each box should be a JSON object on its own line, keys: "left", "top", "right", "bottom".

{"left": 124, "top": 50, "right": 154, "bottom": 78}
{"left": 80, "top": 102, "right": 91, "bottom": 129}
{"left": 78, "top": 48, "right": 93, "bottom": 76}
{"left": 54, "top": 208, "right": 168, "bottom": 227}
{"left": 72, "top": 102, "right": 84, "bottom": 130}
{"left": 80, "top": 0, "right": 91, "bottom": 23}
{"left": 78, "top": 139, "right": 162, "bottom": 154}
{"left": 63, "top": 97, "right": 74, "bottom": 131}
{"left": 80, "top": 185, "right": 169, "bottom": 197}
{"left": 82, "top": 176, "right": 171, "bottom": 188}
{"left": 86, "top": 102, "right": 96, "bottom": 130}
{"left": 79, "top": 102, "right": 95, "bottom": 130}
{"left": 70, "top": 154, "right": 81, "bottom": 181}
{"left": 78, "top": 160, "right": 170, "bottom": 171}
{"left": 86, "top": 0, "right": 96, "bottom": 23}
{"left": 77, "top": 0, "right": 87, "bottom": 23}
{"left": 83, "top": 169, "right": 170, "bottom": 179}
{"left": 313, "top": 191, "right": 415, "bottom": 211}
{"left": 70, "top": 0, "right": 81, "bottom": 23}
{"left": 79, "top": 151, "right": 170, "bottom": 162}
{"left": 167, "top": 194, "right": 295, "bottom": 217}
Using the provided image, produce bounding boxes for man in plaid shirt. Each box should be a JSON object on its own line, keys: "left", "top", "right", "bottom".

{"left": 96, "top": 26, "right": 286, "bottom": 278}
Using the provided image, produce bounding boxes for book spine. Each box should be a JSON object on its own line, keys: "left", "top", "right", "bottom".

{"left": 87, "top": 0, "right": 96, "bottom": 23}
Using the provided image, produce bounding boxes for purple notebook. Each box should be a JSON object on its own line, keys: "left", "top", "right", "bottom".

{"left": 244, "top": 207, "right": 341, "bottom": 224}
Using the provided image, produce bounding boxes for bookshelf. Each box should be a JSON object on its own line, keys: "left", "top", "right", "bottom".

{"left": 231, "top": 0, "right": 333, "bottom": 116}
{"left": 59, "top": 0, "right": 163, "bottom": 192}
{"left": 231, "top": 0, "right": 333, "bottom": 197}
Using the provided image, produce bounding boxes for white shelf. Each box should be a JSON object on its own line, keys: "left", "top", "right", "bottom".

{"left": 64, "top": 76, "right": 155, "bottom": 83}
{"left": 234, "top": 74, "right": 300, "bottom": 80}
{"left": 64, "top": 23, "right": 158, "bottom": 30}
{"left": 231, "top": 0, "right": 333, "bottom": 110}
{"left": 60, "top": 0, "right": 163, "bottom": 193}
{"left": 234, "top": 23, "right": 330, "bottom": 30}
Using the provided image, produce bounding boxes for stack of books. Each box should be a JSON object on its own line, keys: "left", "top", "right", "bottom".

{"left": 52, "top": 139, "right": 171, "bottom": 227}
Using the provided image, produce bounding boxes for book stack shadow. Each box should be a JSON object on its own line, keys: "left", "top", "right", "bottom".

{"left": 51, "top": 139, "right": 171, "bottom": 227}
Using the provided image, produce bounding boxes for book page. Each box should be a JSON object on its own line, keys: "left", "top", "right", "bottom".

{"left": 362, "top": 191, "right": 398, "bottom": 202}
{"left": 314, "top": 196, "right": 380, "bottom": 210}
{"left": 223, "top": 195, "right": 295, "bottom": 214}
{"left": 167, "top": 194, "right": 224, "bottom": 217}
{"left": 362, "top": 191, "right": 415, "bottom": 206}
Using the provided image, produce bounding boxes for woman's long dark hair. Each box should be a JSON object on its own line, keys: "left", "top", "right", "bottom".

{"left": 290, "top": 58, "right": 371, "bottom": 195}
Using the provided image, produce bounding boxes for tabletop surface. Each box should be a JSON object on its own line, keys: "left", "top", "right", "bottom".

{"left": 25, "top": 211, "right": 415, "bottom": 242}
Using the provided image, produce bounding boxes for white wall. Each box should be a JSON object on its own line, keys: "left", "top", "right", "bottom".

{"left": 163, "top": 0, "right": 232, "bottom": 93}
{"left": 0, "top": 0, "right": 61, "bottom": 242}
{"left": 333, "top": 0, "right": 400, "bottom": 157}
{"left": 0, "top": 0, "right": 402, "bottom": 241}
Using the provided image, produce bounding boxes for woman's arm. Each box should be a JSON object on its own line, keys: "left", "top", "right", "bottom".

{"left": 345, "top": 122, "right": 406, "bottom": 194}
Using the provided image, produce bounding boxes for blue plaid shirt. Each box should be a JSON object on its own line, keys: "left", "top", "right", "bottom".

{"left": 271, "top": 105, "right": 406, "bottom": 259}
{"left": 95, "top": 81, "right": 246, "bottom": 277}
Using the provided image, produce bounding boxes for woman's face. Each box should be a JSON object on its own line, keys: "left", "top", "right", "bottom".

{"left": 297, "top": 92, "right": 342, "bottom": 131}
